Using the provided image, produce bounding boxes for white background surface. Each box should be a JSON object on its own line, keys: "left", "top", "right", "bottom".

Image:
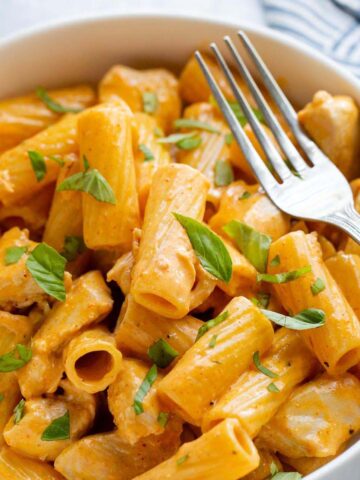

{"left": 0, "top": 0, "right": 265, "bottom": 39}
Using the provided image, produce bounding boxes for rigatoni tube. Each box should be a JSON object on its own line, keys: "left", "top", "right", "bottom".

{"left": 157, "top": 297, "right": 274, "bottom": 426}
{"left": 0, "top": 113, "right": 78, "bottom": 206}
{"left": 64, "top": 327, "right": 122, "bottom": 394}
{"left": 0, "top": 84, "right": 95, "bottom": 154}
{"left": 202, "top": 328, "right": 318, "bottom": 437}
{"left": 78, "top": 101, "right": 140, "bottom": 251}
{"left": 0, "top": 446, "right": 64, "bottom": 480}
{"left": 130, "top": 164, "right": 210, "bottom": 319}
{"left": 268, "top": 231, "right": 360, "bottom": 374}
{"left": 133, "top": 112, "right": 171, "bottom": 214}
{"left": 132, "top": 419, "right": 259, "bottom": 480}
{"left": 115, "top": 294, "right": 203, "bottom": 361}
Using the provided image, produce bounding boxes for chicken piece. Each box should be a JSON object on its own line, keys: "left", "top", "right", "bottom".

{"left": 298, "top": 91, "right": 360, "bottom": 179}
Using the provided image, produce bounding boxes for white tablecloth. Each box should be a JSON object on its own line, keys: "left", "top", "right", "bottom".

{"left": 0, "top": 0, "right": 265, "bottom": 39}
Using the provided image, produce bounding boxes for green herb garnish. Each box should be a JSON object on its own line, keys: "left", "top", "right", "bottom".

{"left": 138, "top": 144, "right": 155, "bottom": 161}
{"left": 257, "top": 265, "right": 312, "bottom": 283}
{"left": 253, "top": 351, "right": 278, "bottom": 378}
{"left": 41, "top": 411, "right": 70, "bottom": 441}
{"left": 196, "top": 311, "right": 229, "bottom": 341}
{"left": 148, "top": 339, "right": 179, "bottom": 368}
{"left": 133, "top": 365, "right": 158, "bottom": 415}
{"left": 223, "top": 221, "right": 271, "bottom": 273}
{"left": 311, "top": 277, "right": 325, "bottom": 296}
{"left": 142, "top": 92, "right": 158, "bottom": 114}
{"left": 214, "top": 160, "right": 234, "bottom": 187}
{"left": 261, "top": 308, "right": 325, "bottom": 330}
{"left": 26, "top": 243, "right": 67, "bottom": 301}
{"left": 4, "top": 246, "right": 27, "bottom": 265}
{"left": 0, "top": 344, "right": 32, "bottom": 372}
{"left": 61, "top": 236, "right": 86, "bottom": 262}
{"left": 157, "top": 412, "right": 169, "bottom": 428}
{"left": 36, "top": 87, "right": 82, "bottom": 113}
{"left": 13, "top": 399, "right": 25, "bottom": 424}
{"left": 174, "top": 118, "right": 220, "bottom": 133}
{"left": 174, "top": 213, "right": 232, "bottom": 283}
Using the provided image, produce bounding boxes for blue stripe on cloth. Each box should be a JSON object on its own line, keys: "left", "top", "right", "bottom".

{"left": 262, "top": 0, "right": 360, "bottom": 78}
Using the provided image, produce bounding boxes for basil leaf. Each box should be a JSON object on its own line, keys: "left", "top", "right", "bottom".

{"left": 239, "top": 191, "right": 251, "bottom": 200}
{"left": 148, "top": 339, "right": 179, "bottom": 368}
{"left": 139, "top": 144, "right": 155, "bottom": 162}
{"left": 57, "top": 169, "right": 116, "bottom": 204}
{"left": 253, "top": 351, "right": 278, "bottom": 378}
{"left": 261, "top": 308, "right": 325, "bottom": 330}
{"left": 157, "top": 132, "right": 196, "bottom": 144}
{"left": 28, "top": 150, "right": 46, "bottom": 182}
{"left": 223, "top": 221, "right": 271, "bottom": 273}
{"left": 133, "top": 364, "right": 158, "bottom": 415}
{"left": 142, "top": 92, "right": 158, "bottom": 114}
{"left": 229, "top": 101, "right": 265, "bottom": 126}
{"left": 270, "top": 462, "right": 279, "bottom": 476}
{"left": 177, "top": 454, "right": 189, "bottom": 466}
{"left": 196, "top": 311, "right": 229, "bottom": 341}
{"left": 257, "top": 265, "right": 312, "bottom": 283}
{"left": 0, "top": 344, "right": 32, "bottom": 372}
{"left": 13, "top": 399, "right": 25, "bottom": 424}
{"left": 157, "top": 412, "right": 169, "bottom": 428}
{"left": 267, "top": 382, "right": 280, "bottom": 393}
{"left": 0, "top": 393, "right": 4, "bottom": 402}
{"left": 49, "top": 155, "right": 65, "bottom": 167}
{"left": 311, "top": 277, "right": 326, "bottom": 296}
{"left": 4, "top": 246, "right": 27, "bottom": 265}
{"left": 26, "top": 243, "right": 67, "bottom": 301}
{"left": 225, "top": 133, "right": 233, "bottom": 145}
{"left": 41, "top": 410, "right": 70, "bottom": 441}
{"left": 208, "top": 334, "right": 218, "bottom": 348}
{"left": 251, "top": 292, "right": 271, "bottom": 309}
{"left": 36, "top": 87, "right": 82, "bottom": 114}
{"left": 270, "top": 255, "right": 281, "bottom": 267}
{"left": 214, "top": 160, "right": 234, "bottom": 187}
{"left": 154, "top": 126, "right": 164, "bottom": 137}
{"left": 272, "top": 473, "right": 302, "bottom": 480}
{"left": 83, "top": 155, "right": 90, "bottom": 171}
{"left": 177, "top": 136, "right": 202, "bottom": 150}
{"left": 174, "top": 213, "right": 232, "bottom": 283}
{"left": 61, "top": 236, "right": 86, "bottom": 262}
{"left": 174, "top": 118, "right": 220, "bottom": 134}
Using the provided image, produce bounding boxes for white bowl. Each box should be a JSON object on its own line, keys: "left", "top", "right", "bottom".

{"left": 0, "top": 12, "right": 359, "bottom": 480}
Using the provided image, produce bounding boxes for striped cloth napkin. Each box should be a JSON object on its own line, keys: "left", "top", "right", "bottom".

{"left": 262, "top": 0, "right": 360, "bottom": 77}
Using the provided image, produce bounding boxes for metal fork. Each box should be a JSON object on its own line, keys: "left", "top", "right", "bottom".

{"left": 195, "top": 32, "right": 360, "bottom": 244}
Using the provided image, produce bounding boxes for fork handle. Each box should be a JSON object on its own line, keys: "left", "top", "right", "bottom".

{"left": 323, "top": 203, "right": 360, "bottom": 245}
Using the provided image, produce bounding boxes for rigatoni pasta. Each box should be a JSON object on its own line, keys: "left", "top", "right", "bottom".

{"left": 0, "top": 55, "right": 359, "bottom": 480}
{"left": 158, "top": 297, "right": 274, "bottom": 425}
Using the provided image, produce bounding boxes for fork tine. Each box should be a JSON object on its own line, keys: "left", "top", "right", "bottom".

{"left": 237, "top": 31, "right": 328, "bottom": 166}
{"left": 195, "top": 51, "right": 278, "bottom": 190}
{"left": 224, "top": 35, "right": 309, "bottom": 174}
{"left": 209, "top": 43, "right": 293, "bottom": 183}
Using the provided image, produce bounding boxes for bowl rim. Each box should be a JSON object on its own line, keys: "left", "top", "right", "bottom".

{"left": 0, "top": 11, "right": 359, "bottom": 480}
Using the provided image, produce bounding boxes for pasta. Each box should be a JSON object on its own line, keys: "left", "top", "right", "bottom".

{"left": 130, "top": 163, "right": 213, "bottom": 319}
{"left": 157, "top": 297, "right": 274, "bottom": 426}
{"left": 0, "top": 84, "right": 95, "bottom": 154}
{"left": 64, "top": 327, "right": 123, "bottom": 394}
{"left": 267, "top": 231, "right": 360, "bottom": 374}
{"left": 78, "top": 102, "right": 140, "bottom": 251}
{"left": 132, "top": 419, "right": 259, "bottom": 480}
{"left": 202, "top": 328, "right": 318, "bottom": 437}
{"left": 0, "top": 55, "right": 358, "bottom": 480}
